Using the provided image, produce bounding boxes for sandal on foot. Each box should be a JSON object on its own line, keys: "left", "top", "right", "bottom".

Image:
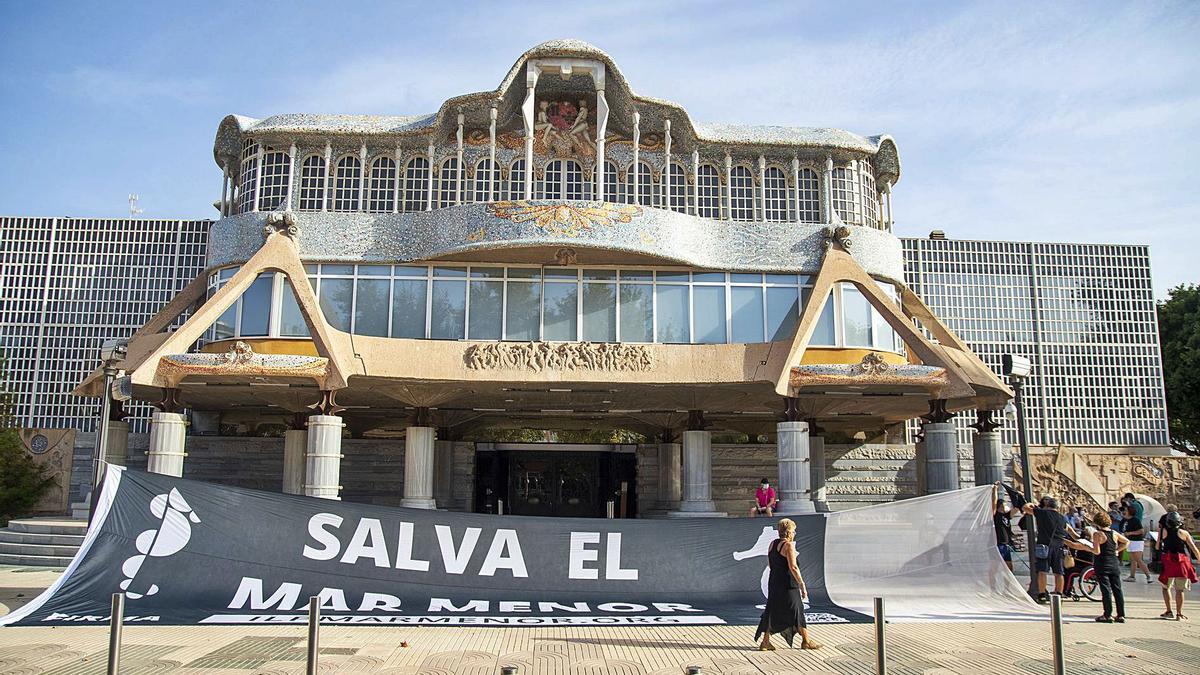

{"left": 1160, "top": 611, "right": 1175, "bottom": 619}
{"left": 801, "top": 640, "right": 823, "bottom": 650}
{"left": 757, "top": 644, "right": 775, "bottom": 651}
{"left": 1115, "top": 616, "right": 1125, "bottom": 623}
{"left": 1177, "top": 614, "right": 1188, "bottom": 622}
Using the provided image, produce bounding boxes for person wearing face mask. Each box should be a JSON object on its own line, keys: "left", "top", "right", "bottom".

{"left": 751, "top": 478, "right": 778, "bottom": 517}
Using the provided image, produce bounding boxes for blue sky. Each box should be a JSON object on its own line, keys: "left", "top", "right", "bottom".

{"left": 1, "top": 1, "right": 1196, "bottom": 297}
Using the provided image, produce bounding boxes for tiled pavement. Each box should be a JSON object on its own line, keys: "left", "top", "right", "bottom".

{"left": 2, "top": 566, "right": 1199, "bottom": 674}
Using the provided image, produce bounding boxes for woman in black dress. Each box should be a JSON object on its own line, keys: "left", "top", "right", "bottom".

{"left": 755, "top": 518, "right": 821, "bottom": 650}
{"left": 1066, "top": 510, "right": 1128, "bottom": 622}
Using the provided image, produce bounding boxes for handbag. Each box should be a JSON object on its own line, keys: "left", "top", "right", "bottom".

{"left": 1063, "top": 552, "right": 1076, "bottom": 569}
{"left": 1035, "top": 543, "right": 1050, "bottom": 559}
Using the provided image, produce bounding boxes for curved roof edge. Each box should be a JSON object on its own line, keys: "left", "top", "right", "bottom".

{"left": 213, "top": 39, "right": 901, "bottom": 182}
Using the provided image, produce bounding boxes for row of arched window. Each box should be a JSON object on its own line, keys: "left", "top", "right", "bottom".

{"left": 233, "top": 142, "right": 883, "bottom": 228}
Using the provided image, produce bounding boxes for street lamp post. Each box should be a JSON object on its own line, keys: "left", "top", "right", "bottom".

{"left": 88, "top": 339, "right": 127, "bottom": 525}
{"left": 1003, "top": 353, "right": 1037, "bottom": 596}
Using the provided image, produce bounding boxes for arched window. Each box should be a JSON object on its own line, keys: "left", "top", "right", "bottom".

{"left": 832, "top": 165, "right": 860, "bottom": 224}
{"left": 796, "top": 168, "right": 820, "bottom": 223}
{"left": 237, "top": 140, "right": 258, "bottom": 214}
{"left": 627, "top": 161, "right": 654, "bottom": 207}
{"left": 402, "top": 157, "right": 429, "bottom": 212}
{"left": 257, "top": 148, "right": 291, "bottom": 211}
{"left": 696, "top": 164, "right": 720, "bottom": 218}
{"left": 729, "top": 166, "right": 754, "bottom": 221}
{"left": 437, "top": 158, "right": 459, "bottom": 208}
{"left": 667, "top": 163, "right": 688, "bottom": 213}
{"left": 333, "top": 156, "right": 361, "bottom": 211}
{"left": 368, "top": 157, "right": 396, "bottom": 213}
{"left": 508, "top": 159, "right": 526, "bottom": 200}
{"left": 763, "top": 167, "right": 787, "bottom": 222}
{"left": 603, "top": 161, "right": 621, "bottom": 203}
{"left": 473, "top": 158, "right": 500, "bottom": 203}
{"left": 298, "top": 155, "right": 326, "bottom": 211}
{"left": 860, "top": 158, "right": 878, "bottom": 229}
{"left": 564, "top": 160, "right": 586, "bottom": 200}
{"left": 541, "top": 160, "right": 563, "bottom": 199}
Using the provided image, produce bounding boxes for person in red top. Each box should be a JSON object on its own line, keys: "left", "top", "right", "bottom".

{"left": 750, "top": 479, "right": 778, "bottom": 517}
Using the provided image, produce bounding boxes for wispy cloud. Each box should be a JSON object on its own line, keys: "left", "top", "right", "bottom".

{"left": 49, "top": 66, "right": 215, "bottom": 109}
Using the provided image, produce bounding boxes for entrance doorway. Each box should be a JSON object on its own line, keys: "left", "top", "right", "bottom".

{"left": 474, "top": 444, "right": 637, "bottom": 518}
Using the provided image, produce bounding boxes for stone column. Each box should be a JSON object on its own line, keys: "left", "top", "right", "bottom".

{"left": 146, "top": 412, "right": 187, "bottom": 477}
{"left": 434, "top": 430, "right": 455, "bottom": 509}
{"left": 282, "top": 428, "right": 307, "bottom": 495}
{"left": 921, "top": 399, "right": 958, "bottom": 494}
{"left": 669, "top": 411, "right": 721, "bottom": 517}
{"left": 656, "top": 438, "right": 682, "bottom": 512}
{"left": 305, "top": 414, "right": 344, "bottom": 500}
{"left": 777, "top": 420, "right": 816, "bottom": 515}
{"left": 808, "top": 422, "right": 829, "bottom": 513}
{"left": 103, "top": 419, "right": 130, "bottom": 466}
{"left": 403, "top": 426, "right": 437, "bottom": 509}
{"left": 971, "top": 409, "right": 1005, "bottom": 486}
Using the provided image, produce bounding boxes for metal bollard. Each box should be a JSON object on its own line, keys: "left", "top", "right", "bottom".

{"left": 500, "top": 667, "right": 518, "bottom": 675}
{"left": 1050, "top": 594, "right": 1065, "bottom": 675}
{"left": 306, "top": 596, "right": 321, "bottom": 675}
{"left": 107, "top": 593, "right": 124, "bottom": 675}
{"left": 685, "top": 668, "right": 703, "bottom": 675}
{"left": 873, "top": 596, "right": 887, "bottom": 675}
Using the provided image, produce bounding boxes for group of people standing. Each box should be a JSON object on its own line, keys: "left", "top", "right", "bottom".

{"left": 996, "top": 488, "right": 1200, "bottom": 622}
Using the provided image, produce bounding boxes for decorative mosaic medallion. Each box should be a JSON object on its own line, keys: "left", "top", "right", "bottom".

{"left": 488, "top": 201, "right": 641, "bottom": 237}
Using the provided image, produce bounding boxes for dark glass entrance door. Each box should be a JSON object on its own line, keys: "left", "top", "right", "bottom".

{"left": 507, "top": 451, "right": 600, "bottom": 518}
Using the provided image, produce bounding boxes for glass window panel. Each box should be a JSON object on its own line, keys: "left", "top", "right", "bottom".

{"left": 692, "top": 271, "right": 725, "bottom": 283}
{"left": 430, "top": 279, "right": 466, "bottom": 339}
{"left": 507, "top": 267, "right": 540, "bottom": 279}
{"left": 872, "top": 283, "right": 898, "bottom": 351}
{"left": 693, "top": 285, "right": 727, "bottom": 344}
{"left": 318, "top": 278, "right": 353, "bottom": 332}
{"left": 731, "top": 286, "right": 765, "bottom": 343}
{"left": 214, "top": 304, "right": 236, "bottom": 340}
{"left": 239, "top": 273, "right": 274, "bottom": 337}
{"left": 280, "top": 277, "right": 310, "bottom": 337}
{"left": 582, "top": 282, "right": 617, "bottom": 342}
{"left": 543, "top": 282, "right": 578, "bottom": 341}
{"left": 394, "top": 265, "right": 427, "bottom": 277}
{"left": 767, "top": 287, "right": 800, "bottom": 342}
{"left": 655, "top": 285, "right": 689, "bottom": 343}
{"left": 544, "top": 267, "right": 578, "bottom": 279}
{"left": 470, "top": 267, "right": 504, "bottom": 279}
{"left": 354, "top": 278, "right": 389, "bottom": 337}
{"left": 810, "top": 289, "right": 836, "bottom": 346}
{"left": 391, "top": 279, "right": 428, "bottom": 339}
{"left": 303, "top": 264, "right": 318, "bottom": 274}
{"left": 730, "top": 273, "right": 763, "bottom": 284}
{"left": 505, "top": 280, "right": 541, "bottom": 340}
{"left": 583, "top": 269, "right": 616, "bottom": 281}
{"left": 766, "top": 273, "right": 798, "bottom": 285}
{"left": 357, "top": 265, "right": 390, "bottom": 276}
{"left": 620, "top": 270, "right": 652, "bottom": 281}
{"left": 321, "top": 264, "right": 353, "bottom": 275}
{"left": 434, "top": 266, "right": 467, "bottom": 278}
{"left": 219, "top": 266, "right": 239, "bottom": 281}
{"left": 841, "top": 283, "right": 873, "bottom": 347}
{"left": 619, "top": 284, "right": 653, "bottom": 343}
{"left": 468, "top": 280, "right": 503, "bottom": 340}
{"left": 656, "top": 271, "right": 689, "bottom": 283}
{"left": 798, "top": 274, "right": 814, "bottom": 286}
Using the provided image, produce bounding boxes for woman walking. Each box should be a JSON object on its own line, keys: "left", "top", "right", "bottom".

{"left": 1066, "top": 511, "right": 1127, "bottom": 622}
{"left": 1157, "top": 513, "right": 1200, "bottom": 621}
{"left": 755, "top": 518, "right": 821, "bottom": 651}
{"left": 1121, "top": 505, "right": 1153, "bottom": 583}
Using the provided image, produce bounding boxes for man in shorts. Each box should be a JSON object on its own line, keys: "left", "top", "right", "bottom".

{"left": 1024, "top": 497, "right": 1082, "bottom": 604}
{"left": 750, "top": 479, "right": 777, "bottom": 517}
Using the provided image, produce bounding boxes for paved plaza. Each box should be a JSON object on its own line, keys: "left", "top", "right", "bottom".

{"left": 2, "top": 566, "right": 1199, "bottom": 674}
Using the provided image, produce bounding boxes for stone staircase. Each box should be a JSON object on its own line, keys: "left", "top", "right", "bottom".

{"left": 0, "top": 518, "right": 87, "bottom": 567}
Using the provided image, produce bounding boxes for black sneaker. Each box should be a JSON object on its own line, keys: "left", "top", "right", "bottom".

{"left": 1036, "top": 593, "right": 1050, "bottom": 604}
{"left": 1114, "top": 616, "right": 1125, "bottom": 623}
{"left": 1095, "top": 616, "right": 1113, "bottom": 623}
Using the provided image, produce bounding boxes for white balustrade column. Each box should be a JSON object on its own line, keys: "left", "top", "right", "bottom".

{"left": 251, "top": 143, "right": 264, "bottom": 212}
{"left": 631, "top": 111, "right": 640, "bottom": 204}
{"left": 691, "top": 150, "right": 700, "bottom": 215}
{"left": 823, "top": 154, "right": 835, "bottom": 222}
{"left": 426, "top": 141, "right": 435, "bottom": 211}
{"left": 282, "top": 428, "right": 307, "bottom": 495}
{"left": 809, "top": 431, "right": 829, "bottom": 512}
{"left": 402, "top": 426, "right": 437, "bottom": 509}
{"left": 488, "top": 105, "right": 497, "bottom": 201}
{"left": 656, "top": 441, "right": 682, "bottom": 511}
{"left": 791, "top": 157, "right": 801, "bottom": 222}
{"left": 104, "top": 420, "right": 130, "bottom": 466}
{"left": 883, "top": 180, "right": 894, "bottom": 230}
{"left": 358, "top": 142, "right": 368, "bottom": 212}
{"left": 392, "top": 144, "right": 402, "bottom": 213}
{"left": 147, "top": 412, "right": 187, "bottom": 477}
{"left": 757, "top": 155, "right": 766, "bottom": 221}
{"left": 922, "top": 420, "right": 959, "bottom": 494}
{"left": 322, "top": 141, "right": 332, "bottom": 213}
{"left": 305, "top": 414, "right": 344, "bottom": 500}
{"left": 434, "top": 438, "right": 455, "bottom": 509}
{"left": 455, "top": 110, "right": 464, "bottom": 205}
{"left": 220, "top": 163, "right": 230, "bottom": 217}
{"left": 776, "top": 420, "right": 815, "bottom": 515}
{"left": 663, "top": 119, "right": 672, "bottom": 208}
{"left": 723, "top": 153, "right": 732, "bottom": 220}
{"left": 595, "top": 88, "right": 608, "bottom": 199}
{"left": 669, "top": 430, "right": 722, "bottom": 517}
{"left": 521, "top": 66, "right": 539, "bottom": 201}
{"left": 286, "top": 142, "right": 298, "bottom": 210}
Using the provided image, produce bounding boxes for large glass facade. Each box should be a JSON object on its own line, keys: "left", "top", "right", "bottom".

{"left": 205, "top": 264, "right": 904, "bottom": 351}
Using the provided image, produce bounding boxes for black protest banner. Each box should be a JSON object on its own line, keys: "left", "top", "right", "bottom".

{"left": 2, "top": 466, "right": 866, "bottom": 626}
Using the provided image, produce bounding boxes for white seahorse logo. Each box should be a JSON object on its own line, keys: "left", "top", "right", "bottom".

{"left": 119, "top": 488, "right": 201, "bottom": 599}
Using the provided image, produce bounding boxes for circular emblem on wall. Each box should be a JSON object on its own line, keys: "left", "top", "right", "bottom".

{"left": 30, "top": 434, "right": 49, "bottom": 454}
